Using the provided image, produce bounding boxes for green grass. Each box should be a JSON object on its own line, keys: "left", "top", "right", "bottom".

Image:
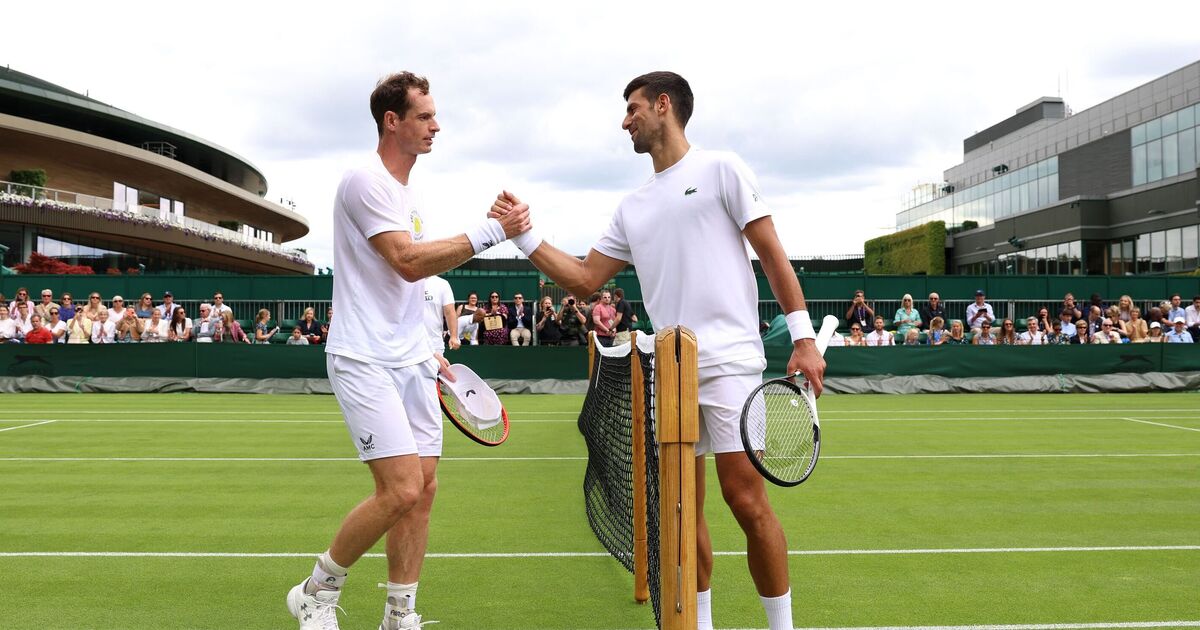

{"left": 1, "top": 392, "right": 1199, "bottom": 629}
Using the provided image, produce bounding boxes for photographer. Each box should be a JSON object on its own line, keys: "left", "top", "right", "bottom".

{"left": 536, "top": 296, "right": 563, "bottom": 345}
{"left": 557, "top": 294, "right": 587, "bottom": 346}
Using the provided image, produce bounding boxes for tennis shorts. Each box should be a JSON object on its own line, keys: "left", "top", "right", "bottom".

{"left": 695, "top": 357, "right": 767, "bottom": 455}
{"left": 326, "top": 353, "right": 442, "bottom": 461}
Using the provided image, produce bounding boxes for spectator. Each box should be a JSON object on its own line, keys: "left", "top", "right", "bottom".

{"left": 865, "top": 315, "right": 894, "bottom": 346}
{"left": 1124, "top": 307, "right": 1149, "bottom": 342}
{"left": 943, "top": 320, "right": 969, "bottom": 345}
{"left": 1092, "top": 319, "right": 1122, "bottom": 344}
{"left": 893, "top": 294, "right": 922, "bottom": 339}
{"left": 35, "top": 289, "right": 56, "bottom": 321}
{"left": 918, "top": 293, "right": 944, "bottom": 331}
{"left": 1164, "top": 294, "right": 1186, "bottom": 328}
{"left": 1086, "top": 305, "right": 1104, "bottom": 338}
{"left": 1036, "top": 307, "right": 1052, "bottom": 334}
{"left": 211, "top": 292, "right": 233, "bottom": 318}
{"left": 133, "top": 293, "right": 156, "bottom": 318}
{"left": 845, "top": 289, "right": 875, "bottom": 330}
{"left": 613, "top": 287, "right": 637, "bottom": 344}
{"left": 107, "top": 296, "right": 127, "bottom": 322}
{"left": 0, "top": 305, "right": 19, "bottom": 343}
{"left": 558, "top": 294, "right": 587, "bottom": 346}
{"left": 1145, "top": 321, "right": 1165, "bottom": 343}
{"left": 297, "top": 307, "right": 324, "bottom": 345}
{"left": 1069, "top": 321, "right": 1091, "bottom": 345}
{"left": 1088, "top": 293, "right": 1107, "bottom": 317}
{"left": 1105, "top": 306, "right": 1125, "bottom": 339}
{"left": 844, "top": 322, "right": 867, "bottom": 346}
{"left": 220, "top": 311, "right": 251, "bottom": 344}
{"left": 141, "top": 309, "right": 169, "bottom": 343}
{"left": 193, "top": 304, "right": 220, "bottom": 343}
{"left": 286, "top": 327, "right": 310, "bottom": 345}
{"left": 966, "top": 290, "right": 994, "bottom": 331}
{"left": 507, "top": 292, "right": 533, "bottom": 346}
{"left": 1045, "top": 320, "right": 1070, "bottom": 345}
{"left": 91, "top": 309, "right": 116, "bottom": 344}
{"left": 1057, "top": 309, "right": 1077, "bottom": 339}
{"left": 423, "top": 275, "right": 458, "bottom": 352}
{"left": 456, "top": 292, "right": 481, "bottom": 345}
{"left": 1148, "top": 306, "right": 1165, "bottom": 330}
{"left": 1187, "top": 296, "right": 1200, "bottom": 343}
{"left": 58, "top": 292, "right": 76, "bottom": 322}
{"left": 115, "top": 308, "right": 144, "bottom": 343}
{"left": 81, "top": 292, "right": 105, "bottom": 321}
{"left": 13, "top": 302, "right": 32, "bottom": 332}
{"left": 536, "top": 296, "right": 563, "bottom": 346}
{"left": 169, "top": 307, "right": 193, "bottom": 342}
{"left": 157, "top": 292, "right": 180, "bottom": 319}
{"left": 1017, "top": 317, "right": 1046, "bottom": 345}
{"left": 1116, "top": 295, "right": 1134, "bottom": 323}
{"left": 67, "top": 308, "right": 92, "bottom": 344}
{"left": 1060, "top": 293, "right": 1082, "bottom": 321}
{"left": 591, "top": 289, "right": 618, "bottom": 347}
{"left": 902, "top": 329, "right": 922, "bottom": 346}
{"left": 1166, "top": 317, "right": 1194, "bottom": 343}
{"left": 927, "top": 316, "right": 946, "bottom": 345}
{"left": 253, "top": 308, "right": 278, "bottom": 344}
{"left": 973, "top": 321, "right": 996, "bottom": 345}
{"left": 23, "top": 314, "right": 53, "bottom": 344}
{"left": 996, "top": 319, "right": 1018, "bottom": 345}
{"left": 583, "top": 292, "right": 601, "bottom": 334}
{"left": 322, "top": 307, "right": 333, "bottom": 342}
{"left": 7, "top": 287, "right": 33, "bottom": 314}
{"left": 46, "top": 306, "right": 67, "bottom": 343}
{"left": 475, "top": 292, "right": 510, "bottom": 346}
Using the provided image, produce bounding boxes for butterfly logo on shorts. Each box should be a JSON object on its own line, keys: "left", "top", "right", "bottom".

{"left": 359, "top": 434, "right": 375, "bottom": 451}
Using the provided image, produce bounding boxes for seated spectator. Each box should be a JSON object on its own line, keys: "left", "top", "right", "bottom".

{"left": 82, "top": 292, "right": 106, "bottom": 321}
{"left": 35, "top": 289, "right": 56, "bottom": 321}
{"left": 1145, "top": 322, "right": 1165, "bottom": 343}
{"left": 169, "top": 307, "right": 193, "bottom": 342}
{"left": 536, "top": 296, "right": 563, "bottom": 346}
{"left": 115, "top": 308, "right": 144, "bottom": 343}
{"left": 1036, "top": 307, "right": 1052, "bottom": 334}
{"left": 844, "top": 322, "right": 867, "bottom": 346}
{"left": 893, "top": 294, "right": 922, "bottom": 339}
{"left": 134, "top": 293, "right": 156, "bottom": 318}
{"left": 13, "top": 302, "right": 32, "bottom": 331}
{"left": 211, "top": 292, "right": 233, "bottom": 318}
{"left": 1069, "top": 321, "right": 1090, "bottom": 344}
{"left": 1086, "top": 305, "right": 1104, "bottom": 338}
{"left": 826, "top": 329, "right": 845, "bottom": 347}
{"left": 1124, "top": 307, "right": 1149, "bottom": 342}
{"left": 58, "top": 293, "right": 76, "bottom": 322}
{"left": 1166, "top": 317, "right": 1194, "bottom": 343}
{"left": 591, "top": 290, "right": 618, "bottom": 347}
{"left": 297, "top": 307, "right": 323, "bottom": 345}
{"left": 973, "top": 321, "right": 995, "bottom": 345}
{"left": 845, "top": 289, "right": 875, "bottom": 330}
{"left": 927, "top": 316, "right": 946, "bottom": 345}
{"left": 1092, "top": 319, "right": 1122, "bottom": 344}
{"left": 141, "top": 309, "right": 169, "bottom": 343}
{"left": 1045, "top": 320, "right": 1070, "bottom": 345}
{"left": 966, "top": 290, "right": 994, "bottom": 331}
{"left": 902, "top": 329, "right": 922, "bottom": 346}
{"left": 286, "top": 327, "right": 310, "bottom": 345}
{"left": 1164, "top": 294, "right": 1186, "bottom": 328}
{"left": 1116, "top": 294, "right": 1134, "bottom": 323}
{"left": 0, "top": 305, "right": 18, "bottom": 343}
{"left": 1148, "top": 306, "right": 1165, "bottom": 330}
{"left": 995, "top": 319, "right": 1018, "bottom": 345}
{"left": 7, "top": 287, "right": 33, "bottom": 314}
{"left": 1187, "top": 296, "right": 1200, "bottom": 343}
{"left": 253, "top": 308, "right": 278, "bottom": 344}
{"left": 107, "top": 296, "right": 126, "bottom": 322}
{"left": 67, "top": 308, "right": 92, "bottom": 344}
{"left": 1087, "top": 293, "right": 1108, "bottom": 317}
{"left": 1105, "top": 306, "right": 1125, "bottom": 339}
{"left": 193, "top": 304, "right": 219, "bottom": 343}
{"left": 91, "top": 309, "right": 116, "bottom": 344}
{"left": 942, "top": 320, "right": 969, "bottom": 345}
{"left": 322, "top": 307, "right": 333, "bottom": 341}
{"left": 1017, "top": 317, "right": 1046, "bottom": 345}
{"left": 475, "top": 292, "right": 510, "bottom": 346}
{"left": 157, "top": 292, "right": 180, "bottom": 320}
{"left": 220, "top": 311, "right": 250, "bottom": 344}
{"left": 457, "top": 292, "right": 480, "bottom": 345}
{"left": 865, "top": 316, "right": 894, "bottom": 346}
{"left": 558, "top": 295, "right": 587, "bottom": 346}
{"left": 23, "top": 314, "right": 53, "bottom": 344}
{"left": 46, "top": 306, "right": 67, "bottom": 343}
{"left": 1057, "top": 309, "right": 1077, "bottom": 339}
{"left": 918, "top": 293, "right": 944, "bottom": 331}
{"left": 1060, "top": 293, "right": 1083, "bottom": 321}
{"left": 507, "top": 293, "right": 533, "bottom": 346}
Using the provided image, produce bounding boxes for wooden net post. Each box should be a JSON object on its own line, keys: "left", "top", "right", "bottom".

{"left": 655, "top": 326, "right": 698, "bottom": 630}
{"left": 587, "top": 331, "right": 595, "bottom": 381}
{"left": 630, "top": 330, "right": 650, "bottom": 604}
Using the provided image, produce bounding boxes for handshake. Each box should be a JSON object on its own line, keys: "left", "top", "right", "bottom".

{"left": 486, "top": 191, "right": 542, "bottom": 258}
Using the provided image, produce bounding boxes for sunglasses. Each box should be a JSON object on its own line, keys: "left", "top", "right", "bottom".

{"left": 90, "top": 296, "right": 101, "bottom": 300}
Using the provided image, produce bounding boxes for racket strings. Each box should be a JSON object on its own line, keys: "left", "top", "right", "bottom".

{"left": 752, "top": 382, "right": 819, "bottom": 483}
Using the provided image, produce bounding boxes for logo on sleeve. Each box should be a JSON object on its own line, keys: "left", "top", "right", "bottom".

{"left": 684, "top": 187, "right": 698, "bottom": 196}
{"left": 410, "top": 210, "right": 425, "bottom": 241}
{"left": 752, "top": 193, "right": 760, "bottom": 202}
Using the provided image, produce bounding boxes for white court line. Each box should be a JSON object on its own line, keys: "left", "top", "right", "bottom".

{"left": 2, "top": 453, "right": 1198, "bottom": 463}
{"left": 0, "top": 420, "right": 56, "bottom": 433}
{"left": 785, "top": 623, "right": 1200, "bottom": 630}
{"left": 2, "top": 545, "right": 1196, "bottom": 559}
{"left": 4, "top": 407, "right": 1200, "bottom": 416}
{"left": 1122, "top": 417, "right": 1200, "bottom": 433}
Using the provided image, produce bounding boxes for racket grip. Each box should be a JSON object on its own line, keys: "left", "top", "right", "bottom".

{"left": 815, "top": 315, "right": 839, "bottom": 355}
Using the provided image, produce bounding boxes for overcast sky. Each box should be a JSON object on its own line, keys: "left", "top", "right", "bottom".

{"left": 5, "top": 1, "right": 1200, "bottom": 271}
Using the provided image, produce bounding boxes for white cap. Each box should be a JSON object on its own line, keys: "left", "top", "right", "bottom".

{"left": 1150, "top": 322, "right": 1161, "bottom": 329}
{"left": 1174, "top": 316, "right": 1186, "bottom": 324}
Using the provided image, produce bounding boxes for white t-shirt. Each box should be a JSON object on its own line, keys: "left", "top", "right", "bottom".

{"left": 51, "top": 320, "right": 68, "bottom": 343}
{"left": 1018, "top": 330, "right": 1046, "bottom": 345}
{"left": 865, "top": 330, "right": 895, "bottom": 346}
{"left": 141, "top": 319, "right": 170, "bottom": 342}
{"left": 423, "top": 275, "right": 455, "bottom": 352}
{"left": 0, "top": 318, "right": 17, "bottom": 341}
{"left": 593, "top": 149, "right": 770, "bottom": 368}
{"left": 91, "top": 320, "right": 116, "bottom": 344}
{"left": 325, "top": 154, "right": 431, "bottom": 368}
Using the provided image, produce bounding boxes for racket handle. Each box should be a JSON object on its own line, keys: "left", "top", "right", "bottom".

{"left": 815, "top": 315, "right": 839, "bottom": 355}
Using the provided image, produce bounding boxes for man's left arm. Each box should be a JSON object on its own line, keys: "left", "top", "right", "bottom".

{"left": 743, "top": 216, "right": 826, "bottom": 397}
{"left": 443, "top": 303, "right": 460, "bottom": 350}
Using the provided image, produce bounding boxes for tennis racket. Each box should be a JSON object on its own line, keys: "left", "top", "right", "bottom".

{"left": 436, "top": 363, "right": 510, "bottom": 446}
{"left": 739, "top": 314, "right": 839, "bottom": 487}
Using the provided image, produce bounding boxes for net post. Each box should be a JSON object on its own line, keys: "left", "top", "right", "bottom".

{"left": 630, "top": 330, "right": 650, "bottom": 604}
{"left": 587, "top": 331, "right": 596, "bottom": 381}
{"left": 655, "top": 326, "right": 698, "bottom": 630}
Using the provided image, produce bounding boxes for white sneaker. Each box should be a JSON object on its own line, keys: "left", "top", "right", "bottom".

{"left": 287, "top": 579, "right": 343, "bottom": 629}
{"left": 380, "top": 600, "right": 437, "bottom": 629}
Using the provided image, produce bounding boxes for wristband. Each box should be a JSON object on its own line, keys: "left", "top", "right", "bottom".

{"left": 465, "top": 218, "right": 507, "bottom": 254}
{"left": 511, "top": 227, "right": 544, "bottom": 258}
{"left": 785, "top": 310, "right": 817, "bottom": 343}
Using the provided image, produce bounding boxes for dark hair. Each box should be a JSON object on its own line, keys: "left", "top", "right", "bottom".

{"left": 623, "top": 71, "right": 693, "bottom": 128}
{"left": 614, "top": 288, "right": 625, "bottom": 299}
{"left": 370, "top": 72, "right": 431, "bottom": 137}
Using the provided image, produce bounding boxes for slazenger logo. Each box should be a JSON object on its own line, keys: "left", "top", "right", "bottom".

{"left": 359, "top": 434, "right": 375, "bottom": 452}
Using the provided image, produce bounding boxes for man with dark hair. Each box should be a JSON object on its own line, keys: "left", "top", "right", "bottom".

{"left": 492, "top": 70, "right": 823, "bottom": 630}
{"left": 612, "top": 286, "right": 637, "bottom": 344}
{"left": 285, "top": 72, "right": 528, "bottom": 630}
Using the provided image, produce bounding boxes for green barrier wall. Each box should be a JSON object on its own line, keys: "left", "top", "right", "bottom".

{"left": 3, "top": 344, "right": 1197, "bottom": 382}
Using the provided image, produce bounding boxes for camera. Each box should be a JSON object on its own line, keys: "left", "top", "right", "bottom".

{"left": 568, "top": 299, "right": 575, "bottom": 306}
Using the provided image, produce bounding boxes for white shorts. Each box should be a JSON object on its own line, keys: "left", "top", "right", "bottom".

{"left": 326, "top": 353, "right": 442, "bottom": 461}
{"left": 695, "top": 357, "right": 766, "bottom": 455}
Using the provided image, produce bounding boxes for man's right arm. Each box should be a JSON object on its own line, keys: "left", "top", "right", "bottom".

{"left": 369, "top": 208, "right": 528, "bottom": 283}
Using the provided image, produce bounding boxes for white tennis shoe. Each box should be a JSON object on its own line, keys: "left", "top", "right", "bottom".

{"left": 380, "top": 599, "right": 437, "bottom": 629}
{"left": 287, "top": 579, "right": 343, "bottom": 629}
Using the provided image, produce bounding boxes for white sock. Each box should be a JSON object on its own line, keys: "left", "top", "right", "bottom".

{"left": 696, "top": 589, "right": 713, "bottom": 630}
{"left": 760, "top": 589, "right": 793, "bottom": 630}
{"left": 386, "top": 581, "right": 418, "bottom": 610}
{"left": 306, "top": 550, "right": 349, "bottom": 593}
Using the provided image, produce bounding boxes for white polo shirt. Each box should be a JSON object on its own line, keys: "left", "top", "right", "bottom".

{"left": 593, "top": 148, "right": 770, "bottom": 369}
{"left": 325, "top": 154, "right": 430, "bottom": 368}
{"left": 423, "top": 275, "right": 455, "bottom": 352}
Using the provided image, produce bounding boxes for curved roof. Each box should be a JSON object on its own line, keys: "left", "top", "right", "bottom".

{"left": 0, "top": 66, "right": 270, "bottom": 197}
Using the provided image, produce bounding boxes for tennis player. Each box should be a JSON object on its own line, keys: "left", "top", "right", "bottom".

{"left": 285, "top": 72, "right": 528, "bottom": 630}
{"left": 494, "top": 71, "right": 824, "bottom": 630}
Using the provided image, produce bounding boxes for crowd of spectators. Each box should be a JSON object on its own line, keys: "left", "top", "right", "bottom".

{"left": 445, "top": 286, "right": 638, "bottom": 348}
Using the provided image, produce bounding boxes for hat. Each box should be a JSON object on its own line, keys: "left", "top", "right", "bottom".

{"left": 163, "top": 291, "right": 173, "bottom": 298}
{"left": 975, "top": 289, "right": 985, "bottom": 296}
{"left": 1150, "top": 322, "right": 1161, "bottom": 329}
{"left": 1174, "top": 316, "right": 1186, "bottom": 324}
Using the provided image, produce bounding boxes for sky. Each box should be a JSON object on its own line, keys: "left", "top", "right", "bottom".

{"left": 4, "top": 1, "right": 1200, "bottom": 271}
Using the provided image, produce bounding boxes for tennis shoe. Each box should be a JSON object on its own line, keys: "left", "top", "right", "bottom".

{"left": 380, "top": 602, "right": 437, "bottom": 629}
{"left": 287, "top": 579, "right": 343, "bottom": 630}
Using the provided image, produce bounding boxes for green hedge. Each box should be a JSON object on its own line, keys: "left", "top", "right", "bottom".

{"left": 864, "top": 221, "right": 946, "bottom": 275}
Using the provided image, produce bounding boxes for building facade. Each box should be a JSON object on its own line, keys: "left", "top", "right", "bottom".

{"left": 0, "top": 67, "right": 312, "bottom": 274}
{"left": 898, "top": 61, "right": 1200, "bottom": 276}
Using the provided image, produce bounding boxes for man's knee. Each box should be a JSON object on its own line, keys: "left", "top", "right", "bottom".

{"left": 375, "top": 475, "right": 424, "bottom": 519}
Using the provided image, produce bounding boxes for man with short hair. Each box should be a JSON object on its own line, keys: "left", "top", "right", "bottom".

{"left": 1092, "top": 319, "right": 1121, "bottom": 344}
{"left": 557, "top": 294, "right": 587, "bottom": 346}
{"left": 1058, "top": 309, "right": 1077, "bottom": 338}
{"left": 1166, "top": 317, "right": 1194, "bottom": 343}
{"left": 423, "top": 275, "right": 459, "bottom": 352}
{"left": 211, "top": 292, "right": 233, "bottom": 318}
{"left": 865, "top": 315, "right": 895, "bottom": 346}
{"left": 35, "top": 289, "right": 55, "bottom": 321}
{"left": 1186, "top": 296, "right": 1200, "bottom": 343}
{"left": 285, "top": 71, "right": 528, "bottom": 630}
{"left": 1060, "top": 293, "right": 1082, "bottom": 321}
{"left": 193, "top": 304, "right": 219, "bottom": 342}
{"left": 157, "top": 292, "right": 179, "bottom": 319}
{"left": 13, "top": 302, "right": 32, "bottom": 332}
{"left": 1018, "top": 317, "right": 1046, "bottom": 345}
{"left": 845, "top": 289, "right": 875, "bottom": 330}
{"left": 107, "top": 296, "right": 126, "bottom": 322}
{"left": 612, "top": 287, "right": 637, "bottom": 344}
{"left": 493, "top": 70, "right": 824, "bottom": 630}
{"left": 1163, "top": 294, "right": 1185, "bottom": 327}
{"left": 47, "top": 306, "right": 67, "bottom": 343}
{"left": 918, "top": 293, "right": 945, "bottom": 331}
{"left": 23, "top": 314, "right": 53, "bottom": 344}
{"left": 590, "top": 289, "right": 617, "bottom": 347}
{"left": 506, "top": 292, "right": 532, "bottom": 346}
{"left": 965, "top": 290, "right": 993, "bottom": 331}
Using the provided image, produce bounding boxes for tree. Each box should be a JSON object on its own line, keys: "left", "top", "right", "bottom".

{"left": 13, "top": 252, "right": 95, "bottom": 275}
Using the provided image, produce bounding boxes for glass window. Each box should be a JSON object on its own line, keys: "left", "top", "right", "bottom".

{"left": 1163, "top": 134, "right": 1179, "bottom": 178}
{"left": 1038, "top": 176, "right": 1050, "bottom": 206}
{"left": 1131, "top": 123, "right": 1146, "bottom": 146}
{"left": 1147, "top": 118, "right": 1162, "bottom": 141}
{"left": 1048, "top": 172, "right": 1059, "bottom": 203}
{"left": 1069, "top": 241, "right": 1083, "bottom": 276}
{"left": 1110, "top": 242, "right": 1124, "bottom": 275}
{"left": 1132, "top": 143, "right": 1148, "bottom": 185}
{"left": 1036, "top": 247, "right": 1048, "bottom": 275}
{"left": 1180, "top": 106, "right": 1195, "bottom": 131}
{"left": 1151, "top": 231, "right": 1166, "bottom": 273}
{"left": 1048, "top": 156, "right": 1058, "bottom": 174}
{"left": 1163, "top": 111, "right": 1178, "bottom": 136}
{"left": 1136, "top": 233, "right": 1152, "bottom": 274}
{"left": 1180, "top": 128, "right": 1196, "bottom": 174}
{"left": 1183, "top": 225, "right": 1199, "bottom": 270}
{"left": 1147, "top": 139, "right": 1163, "bottom": 181}
{"left": 1166, "top": 228, "right": 1183, "bottom": 272}
{"left": 1122, "top": 240, "right": 1134, "bottom": 275}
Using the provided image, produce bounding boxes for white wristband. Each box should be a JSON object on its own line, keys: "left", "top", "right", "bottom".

{"left": 466, "top": 218, "right": 507, "bottom": 254}
{"left": 785, "top": 310, "right": 817, "bottom": 343}
{"left": 511, "top": 228, "right": 543, "bottom": 258}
